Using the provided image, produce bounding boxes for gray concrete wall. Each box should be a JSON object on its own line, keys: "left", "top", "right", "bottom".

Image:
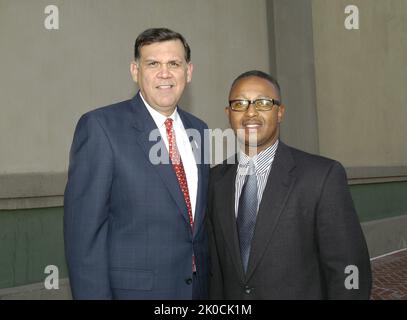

{"left": 312, "top": 0, "right": 407, "bottom": 167}
{"left": 362, "top": 215, "right": 407, "bottom": 258}
{"left": 269, "top": 0, "right": 407, "bottom": 170}
{"left": 3, "top": 0, "right": 406, "bottom": 188}
{"left": 0, "top": 0, "right": 269, "bottom": 175}
{"left": 268, "top": 0, "right": 320, "bottom": 154}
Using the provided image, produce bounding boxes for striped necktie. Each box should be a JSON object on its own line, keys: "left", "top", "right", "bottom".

{"left": 236, "top": 159, "right": 258, "bottom": 273}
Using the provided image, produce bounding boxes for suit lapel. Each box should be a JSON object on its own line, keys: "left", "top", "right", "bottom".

{"left": 245, "top": 142, "right": 297, "bottom": 280}
{"left": 130, "top": 94, "right": 191, "bottom": 228}
{"left": 214, "top": 162, "right": 246, "bottom": 281}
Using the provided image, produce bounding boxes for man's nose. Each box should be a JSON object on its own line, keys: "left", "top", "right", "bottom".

{"left": 157, "top": 63, "right": 171, "bottom": 78}
{"left": 245, "top": 102, "right": 259, "bottom": 117}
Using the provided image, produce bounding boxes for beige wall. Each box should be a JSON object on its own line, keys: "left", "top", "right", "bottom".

{"left": 312, "top": 0, "right": 407, "bottom": 167}
{"left": 4, "top": 0, "right": 405, "bottom": 175}
{"left": 0, "top": 0, "right": 269, "bottom": 174}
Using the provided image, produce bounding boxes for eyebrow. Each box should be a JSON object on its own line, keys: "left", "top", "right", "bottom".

{"left": 143, "top": 58, "right": 183, "bottom": 63}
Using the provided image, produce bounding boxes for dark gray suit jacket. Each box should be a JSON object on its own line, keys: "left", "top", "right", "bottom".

{"left": 207, "top": 142, "right": 372, "bottom": 299}
{"left": 64, "top": 93, "right": 209, "bottom": 299}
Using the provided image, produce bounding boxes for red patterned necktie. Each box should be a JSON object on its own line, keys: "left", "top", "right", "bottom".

{"left": 164, "top": 118, "right": 196, "bottom": 272}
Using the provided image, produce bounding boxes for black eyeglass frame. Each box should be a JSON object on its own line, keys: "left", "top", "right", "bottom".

{"left": 228, "top": 98, "right": 281, "bottom": 112}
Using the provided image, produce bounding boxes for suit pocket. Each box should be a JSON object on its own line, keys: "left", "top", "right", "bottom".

{"left": 110, "top": 268, "right": 154, "bottom": 290}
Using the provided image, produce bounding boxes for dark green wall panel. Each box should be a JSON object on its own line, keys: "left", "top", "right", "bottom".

{"left": 350, "top": 181, "right": 407, "bottom": 222}
{"left": 0, "top": 207, "right": 67, "bottom": 289}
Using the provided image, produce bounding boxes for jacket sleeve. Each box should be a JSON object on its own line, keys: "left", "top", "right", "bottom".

{"left": 316, "top": 161, "right": 372, "bottom": 299}
{"left": 64, "top": 113, "right": 113, "bottom": 299}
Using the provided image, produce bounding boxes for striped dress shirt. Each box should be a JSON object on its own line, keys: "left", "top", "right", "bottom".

{"left": 234, "top": 140, "right": 279, "bottom": 217}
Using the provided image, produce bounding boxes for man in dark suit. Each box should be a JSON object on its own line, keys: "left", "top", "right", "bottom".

{"left": 64, "top": 28, "right": 209, "bottom": 299}
{"left": 207, "top": 70, "right": 372, "bottom": 299}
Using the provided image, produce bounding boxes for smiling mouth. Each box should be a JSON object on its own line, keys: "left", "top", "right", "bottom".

{"left": 156, "top": 85, "right": 174, "bottom": 89}
{"left": 243, "top": 122, "right": 262, "bottom": 129}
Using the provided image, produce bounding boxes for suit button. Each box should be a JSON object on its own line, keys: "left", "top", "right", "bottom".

{"left": 244, "top": 286, "right": 253, "bottom": 294}
{"left": 185, "top": 278, "right": 193, "bottom": 285}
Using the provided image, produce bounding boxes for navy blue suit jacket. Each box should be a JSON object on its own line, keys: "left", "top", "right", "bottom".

{"left": 64, "top": 93, "right": 209, "bottom": 299}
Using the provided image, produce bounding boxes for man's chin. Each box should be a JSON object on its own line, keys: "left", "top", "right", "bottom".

{"left": 237, "top": 138, "right": 261, "bottom": 149}
{"left": 150, "top": 98, "right": 178, "bottom": 111}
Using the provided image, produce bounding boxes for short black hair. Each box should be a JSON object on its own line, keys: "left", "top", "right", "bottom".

{"left": 134, "top": 28, "right": 191, "bottom": 62}
{"left": 231, "top": 70, "right": 281, "bottom": 99}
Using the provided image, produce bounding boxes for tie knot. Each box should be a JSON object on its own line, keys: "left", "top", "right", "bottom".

{"left": 247, "top": 160, "right": 256, "bottom": 175}
{"left": 164, "top": 118, "right": 173, "bottom": 130}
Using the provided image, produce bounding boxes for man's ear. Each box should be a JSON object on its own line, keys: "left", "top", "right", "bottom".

{"left": 186, "top": 62, "right": 194, "bottom": 83}
{"left": 130, "top": 61, "right": 139, "bottom": 83}
{"left": 277, "top": 104, "right": 285, "bottom": 123}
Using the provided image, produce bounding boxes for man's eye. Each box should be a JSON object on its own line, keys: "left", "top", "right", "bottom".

{"left": 169, "top": 61, "right": 181, "bottom": 68}
{"left": 148, "top": 61, "right": 159, "bottom": 67}
{"left": 257, "top": 99, "right": 273, "bottom": 107}
{"left": 232, "top": 101, "right": 246, "bottom": 109}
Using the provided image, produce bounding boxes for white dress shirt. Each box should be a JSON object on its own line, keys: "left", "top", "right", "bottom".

{"left": 140, "top": 93, "right": 198, "bottom": 220}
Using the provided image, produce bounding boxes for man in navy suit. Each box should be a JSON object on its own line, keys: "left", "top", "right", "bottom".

{"left": 64, "top": 28, "right": 209, "bottom": 299}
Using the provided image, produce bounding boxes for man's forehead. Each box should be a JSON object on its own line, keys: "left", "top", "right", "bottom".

{"left": 139, "top": 40, "right": 185, "bottom": 56}
{"left": 230, "top": 76, "right": 279, "bottom": 97}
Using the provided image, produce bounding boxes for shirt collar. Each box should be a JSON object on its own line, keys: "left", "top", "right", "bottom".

{"left": 238, "top": 139, "right": 279, "bottom": 175}
{"left": 140, "top": 91, "right": 178, "bottom": 128}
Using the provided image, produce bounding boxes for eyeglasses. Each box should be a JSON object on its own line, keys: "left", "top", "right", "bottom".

{"left": 229, "top": 98, "right": 281, "bottom": 112}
